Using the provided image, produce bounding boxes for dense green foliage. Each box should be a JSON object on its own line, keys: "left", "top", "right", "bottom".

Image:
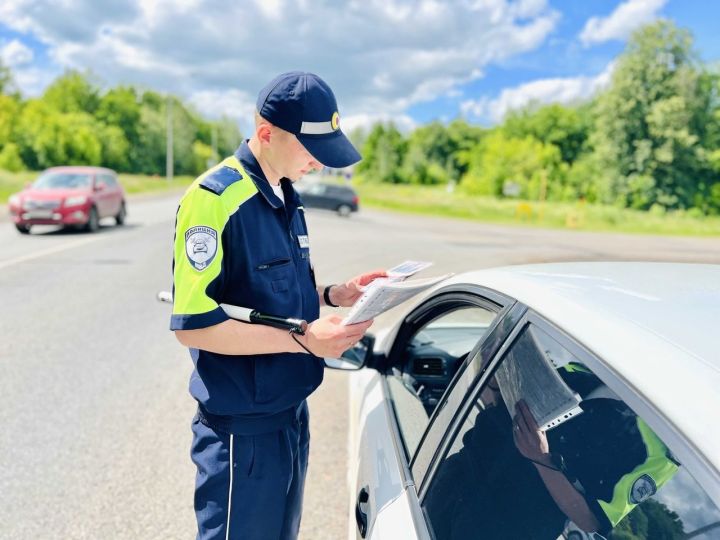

{"left": 355, "top": 20, "right": 720, "bottom": 215}
{"left": 0, "top": 69, "right": 241, "bottom": 176}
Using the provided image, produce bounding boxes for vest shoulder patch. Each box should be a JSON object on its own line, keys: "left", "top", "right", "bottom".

{"left": 629, "top": 474, "right": 657, "bottom": 504}
{"left": 199, "top": 165, "right": 243, "bottom": 195}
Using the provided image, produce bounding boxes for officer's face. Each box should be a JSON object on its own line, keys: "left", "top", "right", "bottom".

{"left": 270, "top": 128, "right": 324, "bottom": 181}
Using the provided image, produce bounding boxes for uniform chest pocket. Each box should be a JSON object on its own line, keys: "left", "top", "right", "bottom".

{"left": 256, "top": 258, "right": 292, "bottom": 293}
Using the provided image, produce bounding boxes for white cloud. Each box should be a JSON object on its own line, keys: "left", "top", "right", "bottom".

{"left": 0, "top": 0, "right": 560, "bottom": 121}
{"left": 579, "top": 0, "right": 667, "bottom": 46}
{"left": 11, "top": 66, "right": 57, "bottom": 95}
{"left": 461, "top": 61, "right": 615, "bottom": 123}
{"left": 0, "top": 39, "right": 34, "bottom": 67}
{"left": 341, "top": 112, "right": 417, "bottom": 134}
{"left": 188, "top": 88, "right": 257, "bottom": 135}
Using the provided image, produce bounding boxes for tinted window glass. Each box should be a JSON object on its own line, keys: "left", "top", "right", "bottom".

{"left": 328, "top": 186, "right": 353, "bottom": 196}
{"left": 34, "top": 173, "right": 91, "bottom": 189}
{"left": 423, "top": 323, "right": 720, "bottom": 540}
{"left": 387, "top": 306, "right": 497, "bottom": 459}
{"left": 307, "top": 184, "right": 326, "bottom": 195}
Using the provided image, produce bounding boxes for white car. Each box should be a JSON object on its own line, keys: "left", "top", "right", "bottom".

{"left": 332, "top": 263, "right": 720, "bottom": 540}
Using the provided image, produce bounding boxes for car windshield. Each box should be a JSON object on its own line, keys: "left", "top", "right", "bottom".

{"left": 33, "top": 172, "right": 92, "bottom": 190}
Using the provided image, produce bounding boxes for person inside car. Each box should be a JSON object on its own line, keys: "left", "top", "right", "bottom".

{"left": 424, "top": 366, "right": 679, "bottom": 539}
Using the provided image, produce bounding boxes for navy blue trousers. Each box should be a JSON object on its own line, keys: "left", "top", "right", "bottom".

{"left": 191, "top": 401, "right": 310, "bottom": 540}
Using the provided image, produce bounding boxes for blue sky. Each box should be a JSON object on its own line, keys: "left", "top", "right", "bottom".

{"left": 0, "top": 0, "right": 717, "bottom": 133}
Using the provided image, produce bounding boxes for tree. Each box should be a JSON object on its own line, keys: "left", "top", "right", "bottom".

{"left": 132, "top": 96, "right": 167, "bottom": 174}
{"left": 98, "top": 125, "right": 130, "bottom": 171}
{"left": 503, "top": 103, "right": 591, "bottom": 164}
{"left": 610, "top": 499, "right": 685, "bottom": 540}
{"left": 447, "top": 118, "right": 486, "bottom": 179}
{"left": 461, "top": 131, "right": 564, "bottom": 199}
{"left": 356, "top": 123, "right": 407, "bottom": 183}
{"left": 43, "top": 70, "right": 100, "bottom": 114}
{"left": 214, "top": 117, "right": 242, "bottom": 157}
{"left": 0, "top": 94, "right": 21, "bottom": 148}
{"left": 96, "top": 86, "right": 141, "bottom": 148}
{"left": 399, "top": 120, "right": 484, "bottom": 185}
{"left": 0, "top": 59, "right": 14, "bottom": 95}
{"left": 592, "top": 20, "right": 715, "bottom": 210}
{"left": 0, "top": 143, "right": 24, "bottom": 171}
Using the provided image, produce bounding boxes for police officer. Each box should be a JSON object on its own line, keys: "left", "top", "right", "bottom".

{"left": 170, "top": 71, "right": 385, "bottom": 540}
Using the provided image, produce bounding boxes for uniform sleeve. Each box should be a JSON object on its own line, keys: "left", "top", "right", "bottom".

{"left": 170, "top": 186, "right": 231, "bottom": 331}
{"left": 594, "top": 417, "right": 679, "bottom": 533}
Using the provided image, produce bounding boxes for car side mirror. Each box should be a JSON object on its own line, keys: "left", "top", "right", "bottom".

{"left": 324, "top": 334, "right": 374, "bottom": 371}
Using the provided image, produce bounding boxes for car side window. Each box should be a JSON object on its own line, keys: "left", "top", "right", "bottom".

{"left": 386, "top": 305, "right": 497, "bottom": 460}
{"left": 103, "top": 174, "right": 118, "bottom": 187}
{"left": 422, "top": 322, "right": 720, "bottom": 540}
{"left": 95, "top": 175, "right": 108, "bottom": 189}
{"left": 307, "top": 184, "right": 326, "bottom": 195}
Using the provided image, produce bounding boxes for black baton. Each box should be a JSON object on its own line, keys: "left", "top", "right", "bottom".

{"left": 156, "top": 291, "right": 308, "bottom": 335}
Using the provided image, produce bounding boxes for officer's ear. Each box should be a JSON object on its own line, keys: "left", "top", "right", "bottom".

{"left": 256, "top": 121, "right": 273, "bottom": 145}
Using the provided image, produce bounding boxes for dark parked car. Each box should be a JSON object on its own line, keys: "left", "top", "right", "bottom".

{"left": 8, "top": 166, "right": 127, "bottom": 234}
{"left": 299, "top": 182, "right": 358, "bottom": 216}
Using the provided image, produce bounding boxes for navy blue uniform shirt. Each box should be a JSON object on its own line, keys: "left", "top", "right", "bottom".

{"left": 170, "top": 141, "right": 322, "bottom": 417}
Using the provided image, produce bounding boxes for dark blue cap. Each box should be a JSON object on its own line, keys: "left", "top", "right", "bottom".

{"left": 256, "top": 71, "right": 361, "bottom": 168}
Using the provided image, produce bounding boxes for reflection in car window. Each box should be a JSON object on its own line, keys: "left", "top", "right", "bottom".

{"left": 34, "top": 173, "right": 92, "bottom": 189}
{"left": 423, "top": 324, "right": 720, "bottom": 540}
{"left": 387, "top": 306, "right": 496, "bottom": 459}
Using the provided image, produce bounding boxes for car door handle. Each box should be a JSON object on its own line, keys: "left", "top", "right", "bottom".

{"left": 355, "top": 485, "right": 369, "bottom": 538}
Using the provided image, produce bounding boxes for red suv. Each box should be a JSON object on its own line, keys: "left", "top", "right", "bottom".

{"left": 8, "top": 166, "right": 127, "bottom": 234}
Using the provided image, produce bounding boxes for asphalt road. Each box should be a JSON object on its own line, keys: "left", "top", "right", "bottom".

{"left": 1, "top": 195, "right": 719, "bottom": 539}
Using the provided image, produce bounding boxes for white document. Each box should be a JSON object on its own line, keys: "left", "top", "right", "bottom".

{"left": 494, "top": 327, "right": 583, "bottom": 432}
{"left": 342, "top": 273, "right": 453, "bottom": 325}
{"left": 386, "top": 260, "right": 434, "bottom": 280}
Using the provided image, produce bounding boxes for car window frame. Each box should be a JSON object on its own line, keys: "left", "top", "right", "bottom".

{"left": 371, "top": 285, "right": 517, "bottom": 540}
{"left": 411, "top": 299, "right": 526, "bottom": 489}
{"left": 380, "top": 285, "right": 516, "bottom": 468}
{"left": 416, "top": 308, "right": 720, "bottom": 516}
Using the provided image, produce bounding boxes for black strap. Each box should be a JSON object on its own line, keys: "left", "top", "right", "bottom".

{"left": 290, "top": 330, "right": 316, "bottom": 356}
{"left": 323, "top": 285, "right": 338, "bottom": 307}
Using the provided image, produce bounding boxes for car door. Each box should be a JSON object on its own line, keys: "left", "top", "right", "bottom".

{"left": 415, "top": 311, "right": 720, "bottom": 540}
{"left": 351, "top": 286, "right": 520, "bottom": 539}
{"left": 93, "top": 174, "right": 112, "bottom": 217}
{"left": 102, "top": 174, "right": 122, "bottom": 216}
{"left": 301, "top": 183, "right": 327, "bottom": 209}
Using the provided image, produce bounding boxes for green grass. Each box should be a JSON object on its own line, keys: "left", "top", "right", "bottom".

{"left": 0, "top": 170, "right": 35, "bottom": 203}
{"left": 354, "top": 182, "right": 720, "bottom": 236}
{"left": 0, "top": 169, "right": 195, "bottom": 203}
{"left": 117, "top": 173, "right": 195, "bottom": 195}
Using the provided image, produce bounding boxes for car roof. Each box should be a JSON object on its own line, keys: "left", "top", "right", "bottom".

{"left": 44, "top": 166, "right": 116, "bottom": 174}
{"left": 319, "top": 182, "right": 354, "bottom": 190}
{"left": 445, "top": 262, "right": 720, "bottom": 473}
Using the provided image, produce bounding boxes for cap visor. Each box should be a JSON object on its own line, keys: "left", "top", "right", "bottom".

{"left": 297, "top": 130, "right": 361, "bottom": 168}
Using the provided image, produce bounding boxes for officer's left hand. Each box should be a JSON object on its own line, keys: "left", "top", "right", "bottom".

{"left": 512, "top": 400, "right": 550, "bottom": 463}
{"left": 329, "top": 269, "right": 387, "bottom": 307}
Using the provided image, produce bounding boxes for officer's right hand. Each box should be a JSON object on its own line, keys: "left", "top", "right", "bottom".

{"left": 296, "top": 314, "right": 373, "bottom": 358}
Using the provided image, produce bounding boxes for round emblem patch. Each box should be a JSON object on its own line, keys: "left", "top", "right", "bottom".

{"left": 185, "top": 226, "right": 218, "bottom": 271}
{"left": 331, "top": 111, "right": 340, "bottom": 130}
{"left": 629, "top": 474, "right": 657, "bottom": 504}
